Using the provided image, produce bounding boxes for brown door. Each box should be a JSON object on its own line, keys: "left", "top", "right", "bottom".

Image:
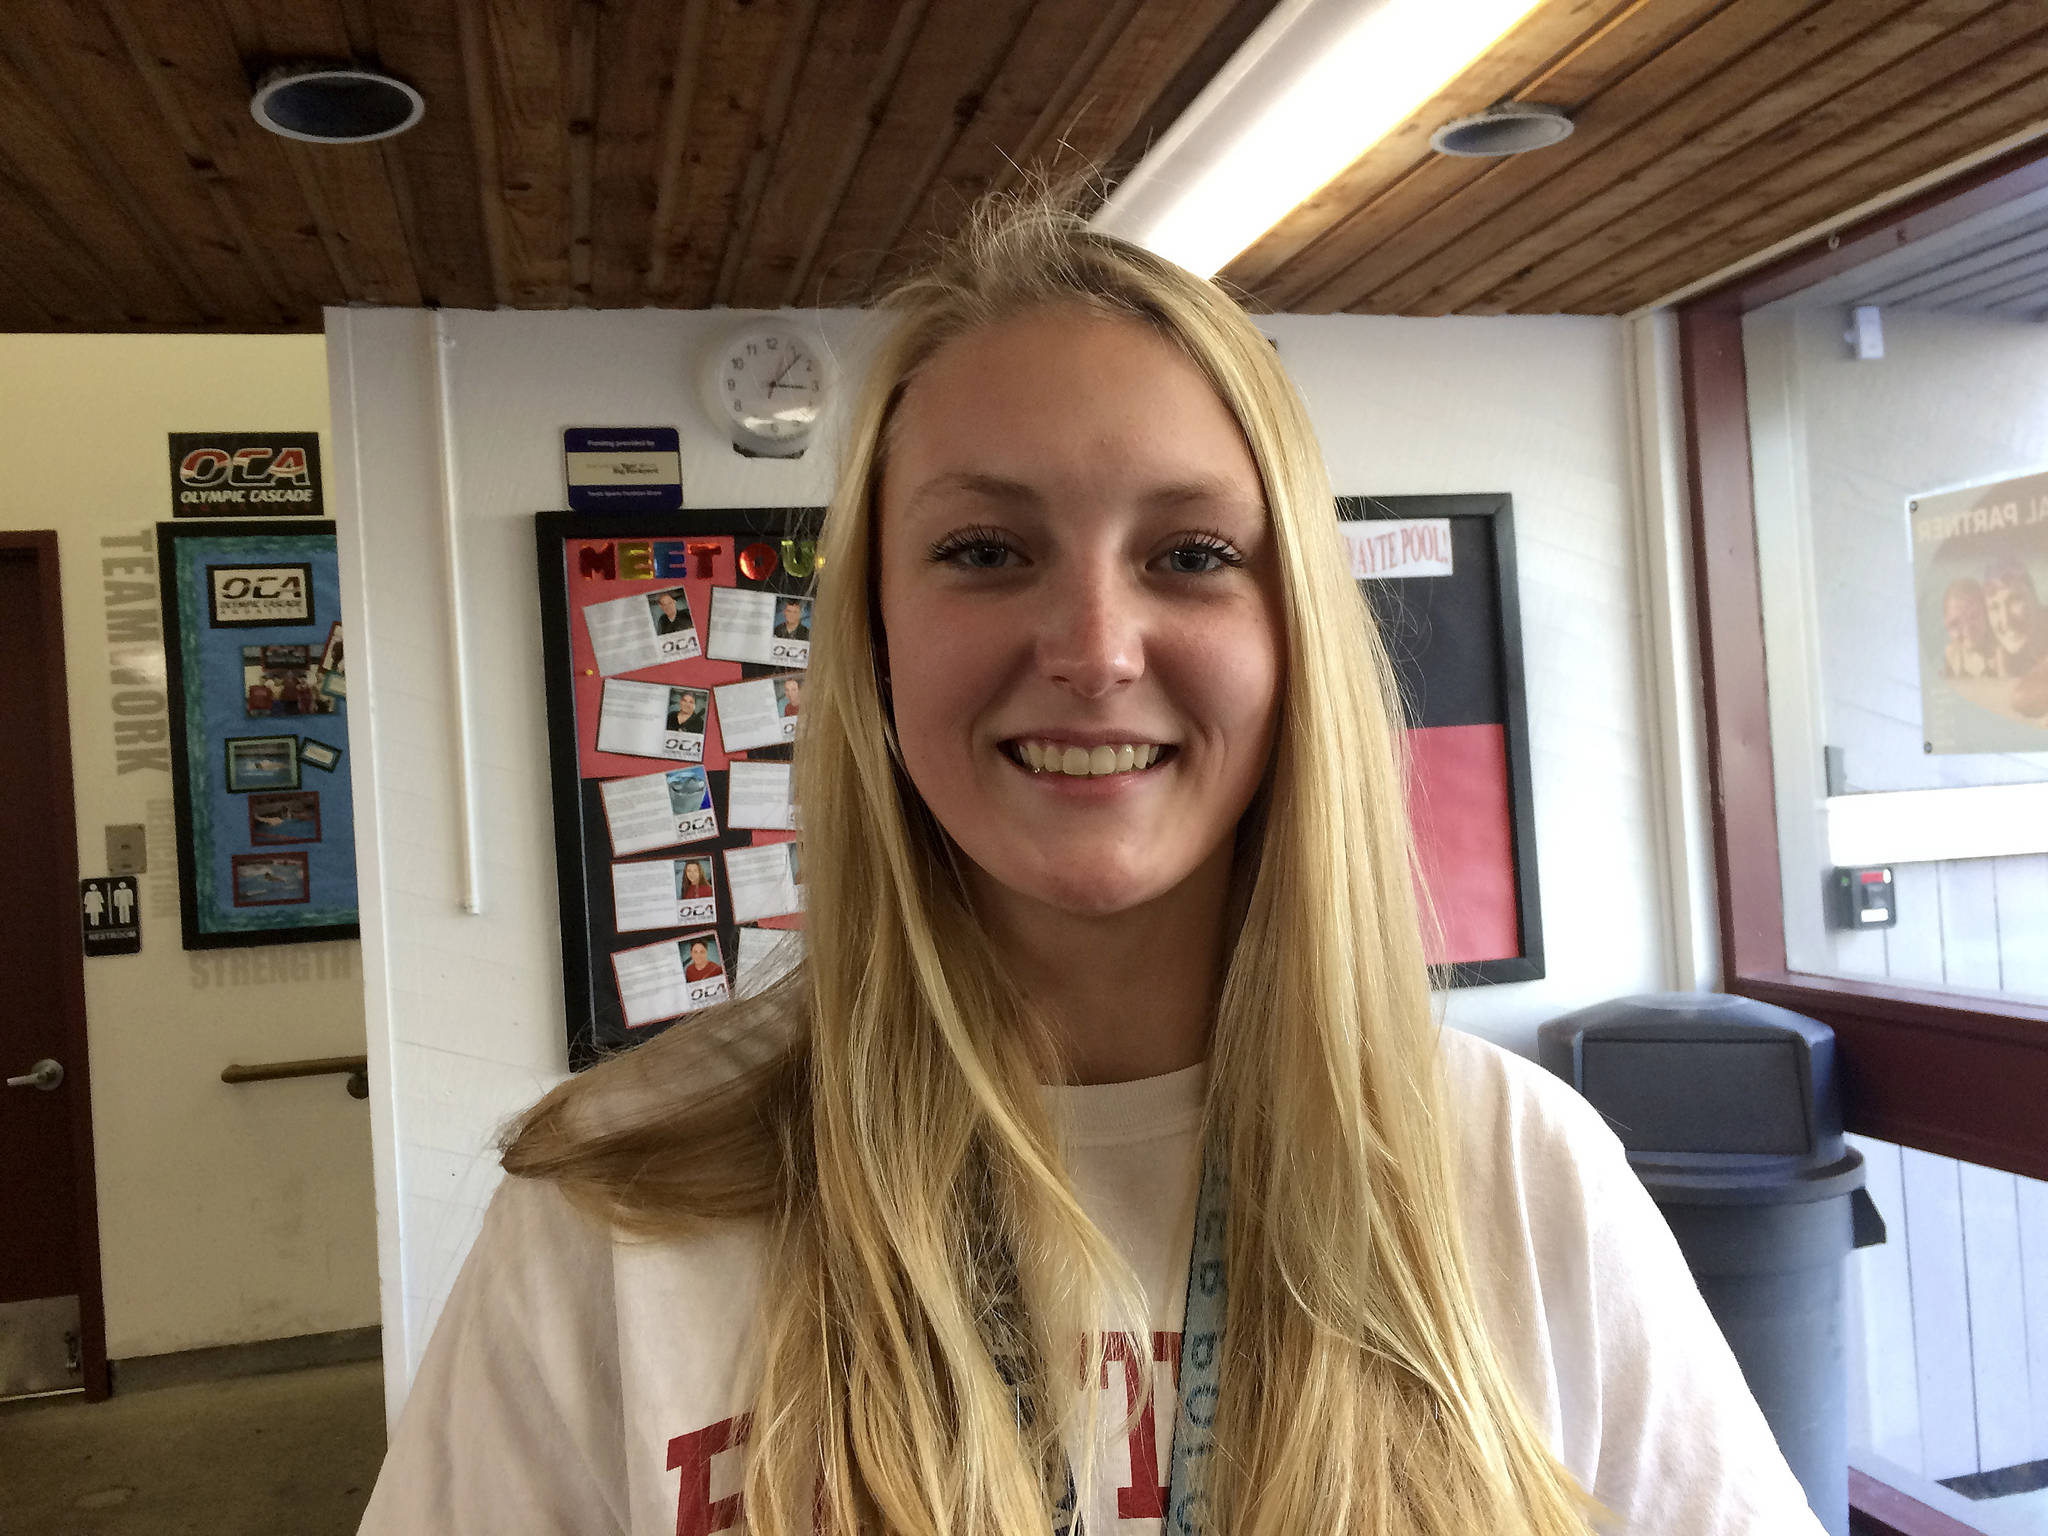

{"left": 0, "top": 532, "right": 108, "bottom": 1400}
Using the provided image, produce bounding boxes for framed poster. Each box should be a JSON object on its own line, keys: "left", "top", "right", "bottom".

{"left": 537, "top": 509, "right": 820, "bottom": 1069}
{"left": 1339, "top": 494, "right": 1543, "bottom": 985}
{"left": 159, "top": 520, "right": 358, "bottom": 948}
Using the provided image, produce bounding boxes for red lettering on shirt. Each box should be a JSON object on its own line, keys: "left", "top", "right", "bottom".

{"left": 668, "top": 1332, "right": 1186, "bottom": 1531}
{"left": 1102, "top": 1334, "right": 1165, "bottom": 1518}
{"left": 1099, "top": 1331, "right": 1183, "bottom": 1519}
{"left": 669, "top": 1413, "right": 751, "bottom": 1536}
{"left": 1157, "top": 1328, "right": 1182, "bottom": 1387}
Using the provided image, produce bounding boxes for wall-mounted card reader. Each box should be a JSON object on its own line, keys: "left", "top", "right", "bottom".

{"left": 1830, "top": 866, "right": 1895, "bottom": 930}
{"left": 106, "top": 823, "right": 147, "bottom": 876}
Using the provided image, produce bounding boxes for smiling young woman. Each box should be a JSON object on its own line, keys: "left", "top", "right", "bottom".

{"left": 875, "top": 303, "right": 1283, "bottom": 1084}
{"left": 359, "top": 199, "right": 1822, "bottom": 1536}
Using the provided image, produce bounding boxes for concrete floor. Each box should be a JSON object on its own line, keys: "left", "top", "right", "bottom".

{"left": 0, "top": 1359, "right": 385, "bottom": 1536}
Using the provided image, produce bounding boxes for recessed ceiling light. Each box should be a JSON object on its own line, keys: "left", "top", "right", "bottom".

{"left": 1429, "top": 102, "right": 1573, "bottom": 158}
{"left": 250, "top": 63, "right": 424, "bottom": 145}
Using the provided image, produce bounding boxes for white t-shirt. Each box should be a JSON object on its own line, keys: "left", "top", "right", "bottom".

{"left": 359, "top": 1029, "right": 1825, "bottom": 1534}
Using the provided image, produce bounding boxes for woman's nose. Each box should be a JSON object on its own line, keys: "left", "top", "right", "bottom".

{"left": 1036, "top": 564, "right": 1142, "bottom": 698}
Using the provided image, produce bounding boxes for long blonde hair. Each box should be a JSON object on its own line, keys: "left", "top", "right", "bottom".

{"left": 505, "top": 197, "right": 1600, "bottom": 1536}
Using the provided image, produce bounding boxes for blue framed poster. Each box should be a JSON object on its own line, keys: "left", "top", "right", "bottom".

{"left": 158, "top": 520, "right": 358, "bottom": 948}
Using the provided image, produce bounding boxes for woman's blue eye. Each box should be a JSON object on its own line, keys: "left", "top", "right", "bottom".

{"left": 957, "top": 542, "right": 1012, "bottom": 569}
{"left": 1164, "top": 540, "right": 1240, "bottom": 575}
{"left": 926, "top": 527, "right": 1020, "bottom": 569}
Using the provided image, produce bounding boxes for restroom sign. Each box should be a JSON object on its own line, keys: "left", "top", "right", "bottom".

{"left": 80, "top": 877, "right": 141, "bottom": 957}
{"left": 169, "top": 432, "right": 324, "bottom": 517}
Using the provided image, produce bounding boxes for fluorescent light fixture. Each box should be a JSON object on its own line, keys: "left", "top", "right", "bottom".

{"left": 1094, "top": 0, "right": 1546, "bottom": 278}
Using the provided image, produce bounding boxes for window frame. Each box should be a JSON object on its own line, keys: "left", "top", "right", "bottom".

{"left": 1677, "top": 141, "right": 2048, "bottom": 1189}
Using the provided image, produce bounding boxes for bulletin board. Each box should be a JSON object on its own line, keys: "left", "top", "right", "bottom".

{"left": 1341, "top": 493, "right": 1543, "bottom": 984}
{"left": 536, "top": 509, "right": 819, "bottom": 1069}
{"left": 158, "top": 519, "right": 358, "bottom": 949}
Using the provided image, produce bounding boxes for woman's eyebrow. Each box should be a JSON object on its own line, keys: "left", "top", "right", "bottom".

{"left": 905, "top": 470, "right": 1041, "bottom": 516}
{"left": 907, "top": 469, "right": 1260, "bottom": 517}
{"left": 1139, "top": 474, "right": 1264, "bottom": 514}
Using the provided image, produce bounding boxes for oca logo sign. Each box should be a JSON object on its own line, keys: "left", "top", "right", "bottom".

{"left": 208, "top": 563, "right": 314, "bottom": 627}
{"left": 168, "top": 432, "right": 324, "bottom": 517}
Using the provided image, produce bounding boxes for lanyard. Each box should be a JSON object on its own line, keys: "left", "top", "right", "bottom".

{"left": 1046, "top": 1149, "right": 1229, "bottom": 1536}
{"left": 1163, "top": 1149, "right": 1229, "bottom": 1535}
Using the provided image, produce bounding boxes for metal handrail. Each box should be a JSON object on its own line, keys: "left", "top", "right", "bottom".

{"left": 221, "top": 1055, "right": 369, "bottom": 1099}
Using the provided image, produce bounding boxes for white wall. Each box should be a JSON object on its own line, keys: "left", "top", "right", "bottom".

{"left": 328, "top": 304, "right": 1673, "bottom": 1414}
{"left": 0, "top": 335, "right": 377, "bottom": 1359}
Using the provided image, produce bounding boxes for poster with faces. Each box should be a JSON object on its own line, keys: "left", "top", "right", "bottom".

{"left": 725, "top": 841, "right": 803, "bottom": 924}
{"left": 596, "top": 680, "right": 709, "bottom": 762}
{"left": 582, "top": 584, "right": 701, "bottom": 674}
{"left": 706, "top": 587, "right": 812, "bottom": 669}
{"left": 712, "top": 675, "right": 801, "bottom": 753}
{"left": 1910, "top": 470, "right": 2048, "bottom": 752}
{"left": 726, "top": 760, "right": 796, "bottom": 830}
{"left": 599, "top": 766, "right": 719, "bottom": 856}
{"left": 611, "top": 930, "right": 728, "bottom": 1028}
{"left": 610, "top": 855, "right": 720, "bottom": 933}
{"left": 736, "top": 925, "right": 804, "bottom": 998}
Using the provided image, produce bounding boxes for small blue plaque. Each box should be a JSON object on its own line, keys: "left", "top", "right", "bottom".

{"left": 564, "top": 427, "right": 683, "bottom": 511}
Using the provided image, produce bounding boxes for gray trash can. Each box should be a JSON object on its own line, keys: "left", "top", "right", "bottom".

{"left": 1537, "top": 992, "right": 1887, "bottom": 1536}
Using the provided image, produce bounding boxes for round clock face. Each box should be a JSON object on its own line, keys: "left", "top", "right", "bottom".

{"left": 715, "top": 327, "right": 824, "bottom": 446}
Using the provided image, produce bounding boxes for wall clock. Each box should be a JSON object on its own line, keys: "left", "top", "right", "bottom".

{"left": 704, "top": 322, "right": 829, "bottom": 459}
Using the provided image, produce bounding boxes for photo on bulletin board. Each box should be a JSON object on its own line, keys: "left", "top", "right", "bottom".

{"left": 1339, "top": 493, "right": 1543, "bottom": 985}
{"left": 536, "top": 507, "right": 822, "bottom": 1069}
{"left": 159, "top": 520, "right": 358, "bottom": 949}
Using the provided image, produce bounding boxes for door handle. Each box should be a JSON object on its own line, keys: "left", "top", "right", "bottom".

{"left": 6, "top": 1058, "right": 63, "bottom": 1091}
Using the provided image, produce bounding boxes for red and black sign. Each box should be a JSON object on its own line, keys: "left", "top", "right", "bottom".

{"left": 1344, "top": 494, "right": 1543, "bottom": 985}
{"left": 168, "top": 432, "right": 323, "bottom": 518}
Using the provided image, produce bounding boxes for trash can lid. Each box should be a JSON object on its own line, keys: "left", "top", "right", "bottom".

{"left": 1536, "top": 993, "right": 1866, "bottom": 1204}
{"left": 1631, "top": 1147, "right": 1867, "bottom": 1206}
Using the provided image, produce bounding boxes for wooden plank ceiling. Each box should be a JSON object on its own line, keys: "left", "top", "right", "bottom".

{"left": 2, "top": 0, "right": 2047, "bottom": 332}
{"left": 1228, "top": 0, "right": 2048, "bottom": 315}
{"left": 0, "top": 0, "right": 1278, "bottom": 329}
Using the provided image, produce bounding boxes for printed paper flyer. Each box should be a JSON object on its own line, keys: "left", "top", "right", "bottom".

{"left": 1911, "top": 471, "right": 2048, "bottom": 753}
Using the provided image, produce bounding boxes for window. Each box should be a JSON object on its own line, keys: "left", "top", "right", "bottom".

{"left": 1679, "top": 143, "right": 2048, "bottom": 1190}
